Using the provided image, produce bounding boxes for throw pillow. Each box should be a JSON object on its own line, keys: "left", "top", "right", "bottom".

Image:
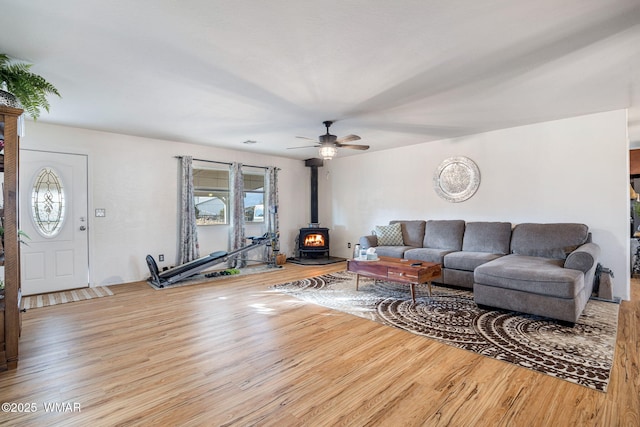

{"left": 374, "top": 223, "right": 404, "bottom": 246}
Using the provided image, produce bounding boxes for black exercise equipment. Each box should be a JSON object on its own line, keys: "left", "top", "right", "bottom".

{"left": 146, "top": 233, "right": 277, "bottom": 287}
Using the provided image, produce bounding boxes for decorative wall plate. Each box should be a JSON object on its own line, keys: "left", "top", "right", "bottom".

{"left": 433, "top": 156, "right": 480, "bottom": 202}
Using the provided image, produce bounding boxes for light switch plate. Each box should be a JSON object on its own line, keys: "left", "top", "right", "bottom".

{"left": 95, "top": 208, "right": 106, "bottom": 217}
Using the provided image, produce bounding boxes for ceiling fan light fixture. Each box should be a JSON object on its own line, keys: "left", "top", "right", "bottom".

{"left": 319, "top": 144, "right": 337, "bottom": 160}
{"left": 289, "top": 121, "right": 367, "bottom": 157}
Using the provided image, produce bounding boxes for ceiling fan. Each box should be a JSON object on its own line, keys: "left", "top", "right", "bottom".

{"left": 289, "top": 121, "right": 369, "bottom": 159}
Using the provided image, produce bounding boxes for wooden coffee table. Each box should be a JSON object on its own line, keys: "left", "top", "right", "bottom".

{"left": 347, "top": 256, "right": 442, "bottom": 303}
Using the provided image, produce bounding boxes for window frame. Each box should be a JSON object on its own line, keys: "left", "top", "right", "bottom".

{"left": 192, "top": 165, "right": 265, "bottom": 226}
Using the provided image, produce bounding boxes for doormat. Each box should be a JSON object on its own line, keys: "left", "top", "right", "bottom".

{"left": 147, "top": 264, "right": 284, "bottom": 290}
{"left": 287, "top": 256, "right": 346, "bottom": 266}
{"left": 270, "top": 271, "right": 619, "bottom": 392}
{"left": 21, "top": 286, "right": 114, "bottom": 309}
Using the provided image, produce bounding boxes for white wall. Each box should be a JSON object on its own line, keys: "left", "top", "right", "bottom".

{"left": 322, "top": 110, "right": 631, "bottom": 300}
{"left": 19, "top": 110, "right": 630, "bottom": 298}
{"left": 21, "top": 122, "right": 311, "bottom": 286}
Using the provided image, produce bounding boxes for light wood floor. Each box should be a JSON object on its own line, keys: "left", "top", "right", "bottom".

{"left": 0, "top": 262, "right": 638, "bottom": 426}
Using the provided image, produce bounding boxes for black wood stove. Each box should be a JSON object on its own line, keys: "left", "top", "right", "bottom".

{"left": 298, "top": 224, "right": 330, "bottom": 258}
{"left": 298, "top": 158, "right": 330, "bottom": 259}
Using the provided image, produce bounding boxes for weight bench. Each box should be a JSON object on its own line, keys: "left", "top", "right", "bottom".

{"left": 146, "top": 233, "right": 277, "bottom": 287}
{"left": 146, "top": 250, "right": 228, "bottom": 287}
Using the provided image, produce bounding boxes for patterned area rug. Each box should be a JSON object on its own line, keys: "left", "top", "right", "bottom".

{"left": 21, "top": 286, "right": 114, "bottom": 309}
{"left": 270, "top": 271, "right": 619, "bottom": 392}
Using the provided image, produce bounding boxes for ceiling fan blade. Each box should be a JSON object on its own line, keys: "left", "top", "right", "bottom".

{"left": 290, "top": 122, "right": 365, "bottom": 151}
{"left": 336, "top": 134, "right": 361, "bottom": 143}
{"left": 287, "top": 145, "right": 320, "bottom": 150}
{"left": 336, "top": 144, "right": 370, "bottom": 150}
{"left": 295, "top": 136, "right": 318, "bottom": 141}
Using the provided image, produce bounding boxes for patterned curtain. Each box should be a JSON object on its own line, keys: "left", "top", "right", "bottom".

{"left": 264, "top": 167, "right": 279, "bottom": 262}
{"left": 178, "top": 156, "right": 200, "bottom": 263}
{"left": 229, "top": 162, "right": 246, "bottom": 267}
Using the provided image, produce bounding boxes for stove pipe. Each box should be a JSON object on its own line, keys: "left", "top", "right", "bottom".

{"left": 305, "top": 158, "right": 323, "bottom": 224}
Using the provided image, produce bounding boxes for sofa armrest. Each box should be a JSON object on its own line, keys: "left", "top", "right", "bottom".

{"left": 359, "top": 235, "right": 378, "bottom": 249}
{"left": 564, "top": 242, "right": 600, "bottom": 273}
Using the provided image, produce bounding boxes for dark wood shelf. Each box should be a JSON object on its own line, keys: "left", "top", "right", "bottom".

{"left": 0, "top": 105, "right": 23, "bottom": 371}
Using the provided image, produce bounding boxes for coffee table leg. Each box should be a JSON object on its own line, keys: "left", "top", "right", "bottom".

{"left": 356, "top": 274, "right": 360, "bottom": 291}
{"left": 410, "top": 283, "right": 416, "bottom": 304}
{"left": 427, "top": 281, "right": 432, "bottom": 296}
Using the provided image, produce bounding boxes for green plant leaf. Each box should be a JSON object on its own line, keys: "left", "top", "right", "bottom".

{"left": 0, "top": 53, "right": 61, "bottom": 119}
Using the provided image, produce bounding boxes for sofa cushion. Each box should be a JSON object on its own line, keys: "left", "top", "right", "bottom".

{"left": 510, "top": 223, "right": 589, "bottom": 259}
{"left": 358, "top": 235, "right": 378, "bottom": 249}
{"left": 474, "top": 254, "right": 584, "bottom": 299}
{"left": 517, "top": 247, "right": 572, "bottom": 260}
{"left": 374, "top": 223, "right": 404, "bottom": 246}
{"left": 423, "top": 220, "right": 465, "bottom": 250}
{"left": 462, "top": 222, "right": 512, "bottom": 254}
{"left": 404, "top": 247, "right": 454, "bottom": 264}
{"left": 374, "top": 246, "right": 415, "bottom": 258}
{"left": 444, "top": 251, "right": 504, "bottom": 271}
{"left": 390, "top": 220, "right": 426, "bottom": 248}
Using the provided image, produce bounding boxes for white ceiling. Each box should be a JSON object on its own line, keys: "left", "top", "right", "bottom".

{"left": 1, "top": 0, "right": 639, "bottom": 159}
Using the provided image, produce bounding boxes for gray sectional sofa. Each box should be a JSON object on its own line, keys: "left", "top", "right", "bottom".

{"left": 358, "top": 220, "right": 601, "bottom": 324}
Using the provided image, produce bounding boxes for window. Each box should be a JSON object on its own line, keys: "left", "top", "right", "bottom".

{"left": 193, "top": 166, "right": 265, "bottom": 225}
{"left": 243, "top": 171, "right": 265, "bottom": 223}
{"left": 31, "top": 167, "right": 66, "bottom": 237}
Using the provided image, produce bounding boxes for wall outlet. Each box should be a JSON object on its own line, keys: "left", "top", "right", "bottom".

{"left": 159, "top": 254, "right": 165, "bottom": 262}
{"left": 347, "top": 242, "right": 351, "bottom": 248}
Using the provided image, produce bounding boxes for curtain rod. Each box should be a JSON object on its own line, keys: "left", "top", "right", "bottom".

{"left": 175, "top": 156, "right": 280, "bottom": 171}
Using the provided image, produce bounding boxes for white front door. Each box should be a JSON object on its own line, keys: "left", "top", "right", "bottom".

{"left": 19, "top": 150, "right": 89, "bottom": 295}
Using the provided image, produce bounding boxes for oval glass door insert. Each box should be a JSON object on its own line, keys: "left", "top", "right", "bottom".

{"left": 31, "top": 167, "right": 66, "bottom": 237}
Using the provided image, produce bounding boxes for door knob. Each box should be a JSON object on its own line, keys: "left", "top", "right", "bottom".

{"left": 79, "top": 225, "right": 87, "bottom": 231}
